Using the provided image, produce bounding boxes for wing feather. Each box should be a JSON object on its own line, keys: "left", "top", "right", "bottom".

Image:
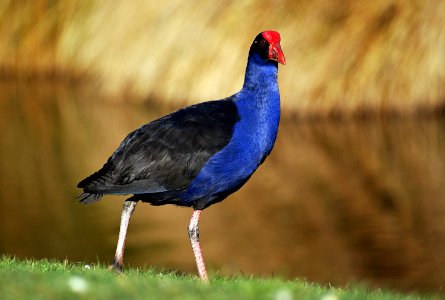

{"left": 78, "top": 99, "right": 240, "bottom": 197}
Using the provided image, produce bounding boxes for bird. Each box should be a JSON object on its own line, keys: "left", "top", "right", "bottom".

{"left": 77, "top": 30, "right": 285, "bottom": 282}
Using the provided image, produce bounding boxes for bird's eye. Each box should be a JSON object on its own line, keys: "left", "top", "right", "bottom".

{"left": 260, "top": 39, "right": 267, "bottom": 46}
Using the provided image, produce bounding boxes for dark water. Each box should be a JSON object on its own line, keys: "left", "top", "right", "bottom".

{"left": 1, "top": 81, "right": 445, "bottom": 294}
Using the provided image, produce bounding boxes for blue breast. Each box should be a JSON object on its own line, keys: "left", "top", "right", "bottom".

{"left": 178, "top": 53, "right": 281, "bottom": 208}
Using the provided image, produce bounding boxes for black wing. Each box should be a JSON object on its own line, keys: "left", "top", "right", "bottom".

{"left": 77, "top": 99, "right": 240, "bottom": 203}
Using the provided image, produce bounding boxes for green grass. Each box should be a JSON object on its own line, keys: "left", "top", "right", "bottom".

{"left": 0, "top": 256, "right": 438, "bottom": 300}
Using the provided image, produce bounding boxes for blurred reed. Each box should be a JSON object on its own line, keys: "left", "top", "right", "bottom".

{"left": 1, "top": 0, "right": 445, "bottom": 115}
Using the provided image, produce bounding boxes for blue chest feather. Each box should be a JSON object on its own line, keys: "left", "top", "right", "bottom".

{"left": 180, "top": 53, "right": 281, "bottom": 207}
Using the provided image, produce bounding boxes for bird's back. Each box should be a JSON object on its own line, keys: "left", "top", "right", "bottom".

{"left": 78, "top": 99, "right": 240, "bottom": 203}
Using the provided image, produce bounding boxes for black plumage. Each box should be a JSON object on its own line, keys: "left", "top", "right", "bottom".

{"left": 78, "top": 99, "right": 240, "bottom": 204}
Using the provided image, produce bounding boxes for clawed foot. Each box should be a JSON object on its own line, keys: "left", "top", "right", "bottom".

{"left": 108, "top": 260, "right": 123, "bottom": 274}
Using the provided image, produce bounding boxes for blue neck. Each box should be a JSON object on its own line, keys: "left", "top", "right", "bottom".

{"left": 234, "top": 51, "right": 281, "bottom": 157}
{"left": 235, "top": 51, "right": 281, "bottom": 117}
{"left": 242, "top": 52, "right": 279, "bottom": 91}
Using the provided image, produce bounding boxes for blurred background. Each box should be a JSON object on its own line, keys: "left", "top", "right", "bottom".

{"left": 1, "top": 0, "right": 445, "bottom": 295}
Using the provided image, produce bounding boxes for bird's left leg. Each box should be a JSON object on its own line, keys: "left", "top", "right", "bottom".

{"left": 109, "top": 199, "right": 138, "bottom": 273}
{"left": 188, "top": 209, "right": 209, "bottom": 282}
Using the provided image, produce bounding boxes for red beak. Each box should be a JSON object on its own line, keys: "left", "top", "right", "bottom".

{"left": 269, "top": 42, "right": 286, "bottom": 65}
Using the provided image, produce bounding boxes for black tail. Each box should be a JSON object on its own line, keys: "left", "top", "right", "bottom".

{"left": 77, "top": 192, "right": 103, "bottom": 204}
{"left": 77, "top": 164, "right": 110, "bottom": 204}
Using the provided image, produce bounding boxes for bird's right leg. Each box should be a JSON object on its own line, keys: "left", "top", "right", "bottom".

{"left": 188, "top": 209, "right": 209, "bottom": 282}
{"left": 109, "top": 199, "right": 137, "bottom": 273}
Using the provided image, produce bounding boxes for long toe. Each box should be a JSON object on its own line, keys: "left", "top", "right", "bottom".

{"left": 108, "top": 262, "right": 123, "bottom": 274}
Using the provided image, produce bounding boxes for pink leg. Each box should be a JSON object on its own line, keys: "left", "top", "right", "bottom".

{"left": 110, "top": 200, "right": 137, "bottom": 272}
{"left": 188, "top": 210, "right": 209, "bottom": 282}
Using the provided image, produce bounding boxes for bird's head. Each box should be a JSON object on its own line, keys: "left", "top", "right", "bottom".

{"left": 250, "top": 30, "right": 286, "bottom": 65}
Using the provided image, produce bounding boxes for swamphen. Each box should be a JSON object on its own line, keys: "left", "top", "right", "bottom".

{"left": 77, "top": 30, "right": 286, "bottom": 281}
